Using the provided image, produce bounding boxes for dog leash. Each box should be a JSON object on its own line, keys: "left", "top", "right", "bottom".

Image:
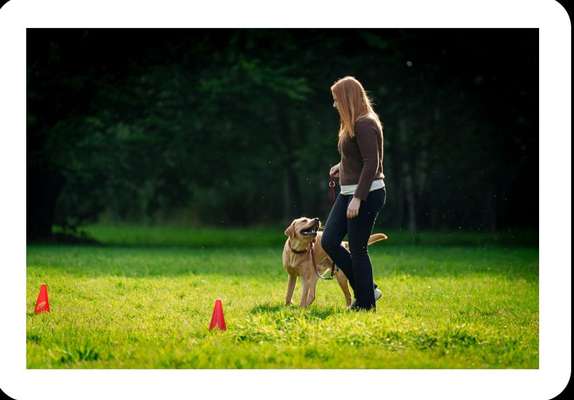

{"left": 328, "top": 177, "right": 337, "bottom": 204}
{"left": 310, "top": 238, "right": 336, "bottom": 280}
{"left": 321, "top": 176, "right": 338, "bottom": 278}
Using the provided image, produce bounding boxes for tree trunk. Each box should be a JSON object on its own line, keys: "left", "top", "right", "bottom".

{"left": 484, "top": 185, "right": 497, "bottom": 232}
{"left": 398, "top": 119, "right": 417, "bottom": 233}
{"left": 26, "top": 164, "right": 65, "bottom": 241}
{"left": 283, "top": 169, "right": 290, "bottom": 223}
{"left": 275, "top": 103, "right": 302, "bottom": 221}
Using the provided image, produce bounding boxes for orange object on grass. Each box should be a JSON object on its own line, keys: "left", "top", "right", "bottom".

{"left": 208, "top": 299, "right": 226, "bottom": 331}
{"left": 34, "top": 284, "right": 50, "bottom": 314}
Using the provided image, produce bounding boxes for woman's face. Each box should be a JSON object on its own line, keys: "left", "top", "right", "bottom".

{"left": 332, "top": 93, "right": 338, "bottom": 110}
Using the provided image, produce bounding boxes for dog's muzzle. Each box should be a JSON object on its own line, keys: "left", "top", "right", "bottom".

{"left": 300, "top": 218, "right": 320, "bottom": 236}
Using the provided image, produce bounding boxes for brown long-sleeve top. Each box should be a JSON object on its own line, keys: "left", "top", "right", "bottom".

{"left": 337, "top": 116, "right": 385, "bottom": 201}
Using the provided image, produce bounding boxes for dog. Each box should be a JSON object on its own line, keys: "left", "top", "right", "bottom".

{"left": 282, "top": 217, "right": 388, "bottom": 308}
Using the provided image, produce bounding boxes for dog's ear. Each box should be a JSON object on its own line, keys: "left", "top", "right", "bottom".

{"left": 284, "top": 222, "right": 295, "bottom": 238}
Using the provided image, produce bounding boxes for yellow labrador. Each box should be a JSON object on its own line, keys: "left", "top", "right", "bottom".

{"left": 282, "top": 217, "right": 387, "bottom": 307}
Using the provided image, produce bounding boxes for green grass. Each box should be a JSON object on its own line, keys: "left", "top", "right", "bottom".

{"left": 27, "top": 225, "right": 538, "bottom": 368}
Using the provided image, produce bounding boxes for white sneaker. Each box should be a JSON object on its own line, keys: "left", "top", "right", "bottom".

{"left": 348, "top": 287, "right": 383, "bottom": 309}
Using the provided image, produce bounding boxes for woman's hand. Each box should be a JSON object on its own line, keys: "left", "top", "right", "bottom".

{"left": 347, "top": 197, "right": 361, "bottom": 219}
{"left": 329, "top": 163, "right": 340, "bottom": 178}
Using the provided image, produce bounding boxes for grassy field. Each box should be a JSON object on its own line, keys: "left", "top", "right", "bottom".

{"left": 27, "top": 225, "right": 539, "bottom": 368}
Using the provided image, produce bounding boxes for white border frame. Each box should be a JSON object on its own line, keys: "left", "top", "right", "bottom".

{"left": 0, "top": 0, "right": 570, "bottom": 399}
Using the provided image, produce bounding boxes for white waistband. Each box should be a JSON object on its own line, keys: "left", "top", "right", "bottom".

{"left": 340, "top": 179, "right": 385, "bottom": 195}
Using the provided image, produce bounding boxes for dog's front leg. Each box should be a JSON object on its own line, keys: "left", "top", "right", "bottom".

{"left": 335, "top": 270, "right": 353, "bottom": 307}
{"left": 285, "top": 273, "right": 297, "bottom": 306}
{"left": 306, "top": 276, "right": 318, "bottom": 306}
{"left": 300, "top": 278, "right": 310, "bottom": 308}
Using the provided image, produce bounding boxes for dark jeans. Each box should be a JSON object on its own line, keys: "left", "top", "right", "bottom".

{"left": 321, "top": 187, "right": 386, "bottom": 309}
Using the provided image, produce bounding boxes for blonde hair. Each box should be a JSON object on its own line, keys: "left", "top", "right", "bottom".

{"left": 330, "top": 76, "right": 383, "bottom": 139}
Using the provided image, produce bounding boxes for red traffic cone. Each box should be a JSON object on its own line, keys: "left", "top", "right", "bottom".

{"left": 34, "top": 284, "right": 50, "bottom": 314}
{"left": 208, "top": 299, "right": 226, "bottom": 331}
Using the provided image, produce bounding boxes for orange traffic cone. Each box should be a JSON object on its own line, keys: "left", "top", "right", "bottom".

{"left": 208, "top": 299, "right": 226, "bottom": 331}
{"left": 34, "top": 284, "right": 50, "bottom": 314}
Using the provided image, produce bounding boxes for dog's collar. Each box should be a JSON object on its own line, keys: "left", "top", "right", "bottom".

{"left": 288, "top": 238, "right": 336, "bottom": 280}
{"left": 288, "top": 239, "right": 310, "bottom": 254}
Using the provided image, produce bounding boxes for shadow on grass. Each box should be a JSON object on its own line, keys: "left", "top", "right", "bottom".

{"left": 250, "top": 303, "right": 285, "bottom": 314}
{"left": 250, "top": 303, "right": 340, "bottom": 319}
{"left": 31, "top": 226, "right": 539, "bottom": 249}
{"left": 27, "top": 243, "right": 539, "bottom": 283}
{"left": 28, "top": 232, "right": 101, "bottom": 246}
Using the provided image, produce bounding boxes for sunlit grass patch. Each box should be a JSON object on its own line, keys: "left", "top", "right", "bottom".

{"left": 27, "top": 226, "right": 538, "bottom": 368}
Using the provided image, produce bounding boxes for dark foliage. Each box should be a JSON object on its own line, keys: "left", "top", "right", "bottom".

{"left": 27, "top": 28, "right": 538, "bottom": 239}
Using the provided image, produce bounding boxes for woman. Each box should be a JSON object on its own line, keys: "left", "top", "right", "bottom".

{"left": 321, "top": 76, "right": 386, "bottom": 311}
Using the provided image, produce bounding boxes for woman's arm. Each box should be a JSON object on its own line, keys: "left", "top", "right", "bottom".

{"left": 329, "top": 162, "right": 340, "bottom": 178}
{"left": 353, "top": 120, "right": 380, "bottom": 201}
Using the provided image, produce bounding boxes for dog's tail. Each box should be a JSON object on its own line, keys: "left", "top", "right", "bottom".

{"left": 367, "top": 233, "right": 388, "bottom": 246}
